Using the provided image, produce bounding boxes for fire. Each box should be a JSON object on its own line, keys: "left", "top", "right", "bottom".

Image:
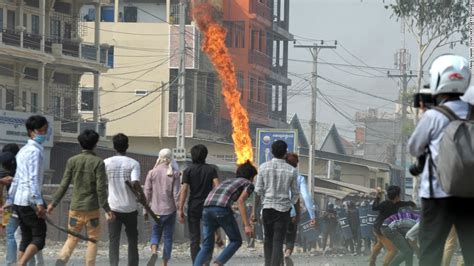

{"left": 192, "top": 1, "right": 253, "bottom": 164}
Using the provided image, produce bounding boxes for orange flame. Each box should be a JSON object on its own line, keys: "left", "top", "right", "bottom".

{"left": 192, "top": 2, "right": 253, "bottom": 164}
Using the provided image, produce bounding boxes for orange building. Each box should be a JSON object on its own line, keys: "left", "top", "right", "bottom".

{"left": 221, "top": 0, "right": 292, "bottom": 130}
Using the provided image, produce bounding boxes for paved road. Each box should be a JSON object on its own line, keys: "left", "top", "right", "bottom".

{"left": 41, "top": 254, "right": 371, "bottom": 266}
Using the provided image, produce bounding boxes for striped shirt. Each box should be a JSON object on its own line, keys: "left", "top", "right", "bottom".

{"left": 255, "top": 158, "right": 299, "bottom": 212}
{"left": 7, "top": 139, "right": 44, "bottom": 206}
{"left": 382, "top": 211, "right": 420, "bottom": 231}
{"left": 204, "top": 178, "right": 254, "bottom": 208}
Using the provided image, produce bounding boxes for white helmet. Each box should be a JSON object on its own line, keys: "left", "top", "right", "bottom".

{"left": 429, "top": 54, "right": 471, "bottom": 96}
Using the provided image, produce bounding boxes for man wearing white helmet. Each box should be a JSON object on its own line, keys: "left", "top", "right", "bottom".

{"left": 408, "top": 54, "right": 474, "bottom": 266}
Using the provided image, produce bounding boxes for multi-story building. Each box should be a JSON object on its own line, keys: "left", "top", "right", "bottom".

{"left": 0, "top": 0, "right": 110, "bottom": 175}
{"left": 79, "top": 0, "right": 292, "bottom": 158}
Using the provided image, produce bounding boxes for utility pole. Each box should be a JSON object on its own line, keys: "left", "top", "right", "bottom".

{"left": 294, "top": 41, "right": 336, "bottom": 196}
{"left": 174, "top": 0, "right": 187, "bottom": 162}
{"left": 388, "top": 48, "right": 416, "bottom": 199}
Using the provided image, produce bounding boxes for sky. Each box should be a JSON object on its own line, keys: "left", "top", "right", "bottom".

{"left": 287, "top": 0, "right": 468, "bottom": 140}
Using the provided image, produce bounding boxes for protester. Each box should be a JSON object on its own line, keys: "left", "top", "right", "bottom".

{"left": 442, "top": 226, "right": 464, "bottom": 266}
{"left": 321, "top": 203, "right": 338, "bottom": 253}
{"left": 370, "top": 186, "right": 415, "bottom": 266}
{"left": 408, "top": 54, "right": 474, "bottom": 266}
{"left": 283, "top": 153, "right": 316, "bottom": 260}
{"left": 4, "top": 116, "right": 48, "bottom": 266}
{"left": 254, "top": 140, "right": 299, "bottom": 266}
{"left": 380, "top": 207, "right": 420, "bottom": 266}
{"left": 48, "top": 129, "right": 114, "bottom": 266}
{"left": 104, "top": 133, "right": 141, "bottom": 266}
{"left": 177, "top": 144, "right": 219, "bottom": 264}
{"left": 144, "top": 148, "right": 181, "bottom": 266}
{"left": 193, "top": 161, "right": 257, "bottom": 266}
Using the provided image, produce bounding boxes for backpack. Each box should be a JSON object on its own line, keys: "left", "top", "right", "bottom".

{"left": 430, "top": 105, "right": 474, "bottom": 198}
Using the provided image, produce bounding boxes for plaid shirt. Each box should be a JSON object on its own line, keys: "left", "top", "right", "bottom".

{"left": 204, "top": 178, "right": 254, "bottom": 208}
{"left": 255, "top": 158, "right": 299, "bottom": 212}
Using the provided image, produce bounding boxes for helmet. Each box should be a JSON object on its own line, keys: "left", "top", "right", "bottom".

{"left": 429, "top": 54, "right": 471, "bottom": 96}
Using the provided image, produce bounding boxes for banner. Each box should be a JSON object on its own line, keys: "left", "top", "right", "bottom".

{"left": 0, "top": 110, "right": 54, "bottom": 147}
{"left": 256, "top": 129, "right": 297, "bottom": 166}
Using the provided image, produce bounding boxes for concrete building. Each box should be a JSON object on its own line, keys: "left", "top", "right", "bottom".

{"left": 0, "top": 0, "right": 110, "bottom": 175}
{"left": 79, "top": 0, "right": 292, "bottom": 158}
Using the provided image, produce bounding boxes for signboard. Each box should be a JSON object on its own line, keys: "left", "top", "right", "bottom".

{"left": 0, "top": 110, "right": 54, "bottom": 147}
{"left": 256, "top": 128, "right": 298, "bottom": 166}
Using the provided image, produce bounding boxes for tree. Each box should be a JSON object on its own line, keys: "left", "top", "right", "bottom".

{"left": 386, "top": 0, "right": 469, "bottom": 93}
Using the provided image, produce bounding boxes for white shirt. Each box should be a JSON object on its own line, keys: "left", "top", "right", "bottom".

{"left": 7, "top": 139, "right": 44, "bottom": 206}
{"left": 255, "top": 158, "right": 299, "bottom": 212}
{"left": 104, "top": 155, "right": 140, "bottom": 213}
{"left": 408, "top": 100, "right": 469, "bottom": 199}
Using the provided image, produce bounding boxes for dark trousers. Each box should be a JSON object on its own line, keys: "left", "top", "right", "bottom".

{"left": 420, "top": 197, "right": 474, "bottom": 266}
{"left": 188, "top": 214, "right": 202, "bottom": 264}
{"left": 322, "top": 225, "right": 336, "bottom": 250}
{"left": 15, "top": 205, "right": 47, "bottom": 252}
{"left": 108, "top": 211, "right": 139, "bottom": 266}
{"left": 285, "top": 220, "right": 298, "bottom": 252}
{"left": 262, "top": 209, "right": 290, "bottom": 266}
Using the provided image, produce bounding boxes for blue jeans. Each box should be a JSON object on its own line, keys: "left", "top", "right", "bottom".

{"left": 194, "top": 207, "right": 242, "bottom": 266}
{"left": 151, "top": 212, "right": 176, "bottom": 260}
{"left": 6, "top": 215, "right": 42, "bottom": 266}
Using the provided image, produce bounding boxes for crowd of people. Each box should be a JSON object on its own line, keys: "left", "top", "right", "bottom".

{"left": 0, "top": 53, "right": 474, "bottom": 266}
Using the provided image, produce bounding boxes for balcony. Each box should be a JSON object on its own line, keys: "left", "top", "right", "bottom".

{"left": 23, "top": 33, "right": 42, "bottom": 50}
{"left": 268, "top": 65, "right": 291, "bottom": 86}
{"left": 249, "top": 0, "right": 272, "bottom": 26}
{"left": 2, "top": 29, "right": 21, "bottom": 47}
{"left": 248, "top": 50, "right": 271, "bottom": 68}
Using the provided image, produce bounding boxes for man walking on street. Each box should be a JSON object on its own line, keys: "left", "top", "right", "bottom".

{"left": 48, "top": 129, "right": 114, "bottom": 266}
{"left": 144, "top": 148, "right": 181, "bottom": 266}
{"left": 178, "top": 144, "right": 219, "bottom": 264}
{"left": 254, "top": 140, "right": 299, "bottom": 266}
{"left": 4, "top": 116, "right": 49, "bottom": 266}
{"left": 408, "top": 54, "right": 474, "bottom": 265}
{"left": 104, "top": 133, "right": 141, "bottom": 266}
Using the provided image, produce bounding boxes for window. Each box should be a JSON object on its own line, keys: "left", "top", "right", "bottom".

{"left": 107, "top": 46, "right": 114, "bottom": 68}
{"left": 258, "top": 31, "right": 263, "bottom": 52}
{"left": 64, "top": 23, "right": 71, "bottom": 39}
{"left": 0, "top": 9, "right": 3, "bottom": 30}
{"left": 0, "top": 64, "right": 14, "bottom": 77}
{"left": 223, "top": 21, "right": 245, "bottom": 48}
{"left": 7, "top": 10, "right": 15, "bottom": 31}
{"left": 53, "top": 72, "right": 70, "bottom": 85}
{"left": 24, "top": 67, "right": 38, "bottom": 80}
{"left": 257, "top": 79, "right": 265, "bottom": 102}
{"left": 80, "top": 88, "right": 94, "bottom": 112}
{"left": 25, "top": 0, "right": 39, "bottom": 8}
{"left": 6, "top": 89, "right": 14, "bottom": 111}
{"left": 237, "top": 71, "right": 244, "bottom": 90}
{"left": 31, "top": 15, "right": 39, "bottom": 34}
{"left": 54, "top": 2, "right": 71, "bottom": 15}
{"left": 23, "top": 14, "right": 27, "bottom": 28}
{"left": 249, "top": 76, "right": 256, "bottom": 100}
{"left": 370, "top": 179, "right": 376, "bottom": 189}
{"left": 50, "top": 19, "right": 61, "bottom": 42}
{"left": 124, "top": 7, "right": 137, "bottom": 22}
{"left": 53, "top": 96, "right": 61, "bottom": 117}
{"left": 135, "top": 90, "right": 148, "bottom": 96}
{"left": 22, "top": 91, "right": 27, "bottom": 110}
{"left": 63, "top": 97, "right": 72, "bottom": 119}
{"left": 31, "top": 93, "right": 37, "bottom": 113}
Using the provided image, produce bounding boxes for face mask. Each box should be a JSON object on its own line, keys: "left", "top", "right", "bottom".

{"left": 34, "top": 133, "right": 47, "bottom": 144}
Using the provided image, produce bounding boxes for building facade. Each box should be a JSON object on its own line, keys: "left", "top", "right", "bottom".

{"left": 79, "top": 0, "right": 292, "bottom": 157}
{"left": 0, "top": 0, "right": 110, "bottom": 174}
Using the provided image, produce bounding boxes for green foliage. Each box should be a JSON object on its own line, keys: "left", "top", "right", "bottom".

{"left": 386, "top": 0, "right": 469, "bottom": 47}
